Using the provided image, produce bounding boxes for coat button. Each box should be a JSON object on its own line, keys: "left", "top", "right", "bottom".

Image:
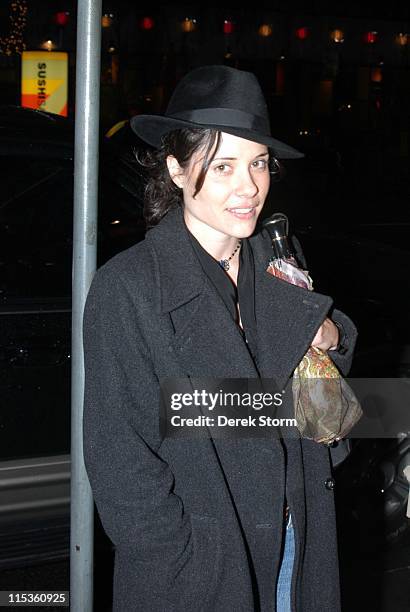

{"left": 325, "top": 477, "right": 336, "bottom": 490}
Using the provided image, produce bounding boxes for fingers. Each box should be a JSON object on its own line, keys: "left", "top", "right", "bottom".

{"left": 311, "top": 318, "right": 339, "bottom": 351}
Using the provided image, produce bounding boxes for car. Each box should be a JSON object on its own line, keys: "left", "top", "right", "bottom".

{"left": 0, "top": 105, "right": 147, "bottom": 567}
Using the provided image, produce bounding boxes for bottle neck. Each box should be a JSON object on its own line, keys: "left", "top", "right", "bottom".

{"left": 270, "top": 236, "right": 293, "bottom": 260}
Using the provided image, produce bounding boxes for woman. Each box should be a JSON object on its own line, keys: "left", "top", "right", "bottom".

{"left": 83, "top": 65, "right": 357, "bottom": 611}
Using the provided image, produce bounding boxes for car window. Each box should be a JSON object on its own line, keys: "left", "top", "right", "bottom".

{"left": 1, "top": 159, "right": 64, "bottom": 212}
{"left": 0, "top": 145, "right": 146, "bottom": 461}
{"left": 0, "top": 158, "right": 73, "bottom": 300}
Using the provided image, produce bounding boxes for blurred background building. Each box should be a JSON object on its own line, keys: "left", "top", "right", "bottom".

{"left": 2, "top": 1, "right": 410, "bottom": 222}
{"left": 0, "top": 2, "right": 409, "bottom": 131}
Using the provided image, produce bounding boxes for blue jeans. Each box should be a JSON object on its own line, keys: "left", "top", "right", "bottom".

{"left": 275, "top": 514, "right": 295, "bottom": 612}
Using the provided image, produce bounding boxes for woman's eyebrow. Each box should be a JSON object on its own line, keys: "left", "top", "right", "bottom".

{"left": 212, "top": 151, "right": 269, "bottom": 162}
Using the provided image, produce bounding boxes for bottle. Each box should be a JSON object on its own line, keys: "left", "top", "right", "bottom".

{"left": 262, "top": 212, "right": 312, "bottom": 289}
{"left": 262, "top": 212, "right": 294, "bottom": 261}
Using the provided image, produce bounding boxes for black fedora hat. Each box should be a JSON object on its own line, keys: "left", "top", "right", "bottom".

{"left": 130, "top": 65, "right": 303, "bottom": 159}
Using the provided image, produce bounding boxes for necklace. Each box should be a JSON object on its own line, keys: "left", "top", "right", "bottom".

{"left": 219, "top": 240, "right": 242, "bottom": 271}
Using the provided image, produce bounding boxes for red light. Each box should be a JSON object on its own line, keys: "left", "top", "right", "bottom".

{"left": 364, "top": 31, "right": 378, "bottom": 44}
{"left": 296, "top": 27, "right": 309, "bottom": 40}
{"left": 54, "top": 12, "right": 70, "bottom": 27}
{"left": 223, "top": 20, "right": 234, "bottom": 35}
{"left": 140, "top": 17, "right": 154, "bottom": 30}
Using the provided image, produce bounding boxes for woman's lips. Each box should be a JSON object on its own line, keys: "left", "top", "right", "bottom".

{"left": 227, "top": 206, "right": 257, "bottom": 220}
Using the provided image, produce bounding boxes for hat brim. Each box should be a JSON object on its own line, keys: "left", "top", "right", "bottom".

{"left": 130, "top": 114, "right": 304, "bottom": 159}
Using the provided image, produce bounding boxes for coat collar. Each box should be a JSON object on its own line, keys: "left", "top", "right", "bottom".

{"left": 145, "top": 206, "right": 205, "bottom": 314}
{"left": 145, "top": 205, "right": 333, "bottom": 388}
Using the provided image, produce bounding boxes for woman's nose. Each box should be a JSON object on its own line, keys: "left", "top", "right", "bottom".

{"left": 234, "top": 170, "right": 259, "bottom": 198}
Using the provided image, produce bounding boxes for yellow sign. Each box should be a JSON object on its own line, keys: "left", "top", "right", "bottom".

{"left": 21, "top": 51, "right": 68, "bottom": 117}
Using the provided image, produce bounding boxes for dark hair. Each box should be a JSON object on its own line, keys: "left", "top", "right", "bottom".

{"left": 136, "top": 129, "right": 282, "bottom": 228}
{"left": 136, "top": 128, "right": 221, "bottom": 228}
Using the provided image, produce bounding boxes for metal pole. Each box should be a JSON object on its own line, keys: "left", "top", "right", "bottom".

{"left": 70, "top": 1, "right": 102, "bottom": 610}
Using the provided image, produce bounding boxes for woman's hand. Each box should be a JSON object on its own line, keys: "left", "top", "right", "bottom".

{"left": 311, "top": 317, "right": 339, "bottom": 351}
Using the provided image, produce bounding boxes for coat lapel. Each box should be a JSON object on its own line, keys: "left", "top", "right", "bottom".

{"left": 146, "top": 207, "right": 333, "bottom": 382}
{"left": 145, "top": 207, "right": 259, "bottom": 379}
{"left": 250, "top": 229, "right": 334, "bottom": 389}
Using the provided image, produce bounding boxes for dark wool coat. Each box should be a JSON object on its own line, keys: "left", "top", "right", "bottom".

{"left": 83, "top": 206, "right": 357, "bottom": 612}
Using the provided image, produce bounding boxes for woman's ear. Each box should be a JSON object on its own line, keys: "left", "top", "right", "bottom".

{"left": 166, "top": 155, "right": 185, "bottom": 189}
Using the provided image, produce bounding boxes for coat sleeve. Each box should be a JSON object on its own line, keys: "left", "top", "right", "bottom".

{"left": 328, "top": 307, "right": 358, "bottom": 376}
{"left": 82, "top": 264, "right": 208, "bottom": 610}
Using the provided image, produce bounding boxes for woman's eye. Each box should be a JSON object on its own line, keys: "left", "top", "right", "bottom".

{"left": 214, "top": 164, "right": 231, "bottom": 174}
{"left": 252, "top": 159, "right": 269, "bottom": 170}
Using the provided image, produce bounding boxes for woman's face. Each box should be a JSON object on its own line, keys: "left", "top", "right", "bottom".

{"left": 168, "top": 132, "right": 271, "bottom": 244}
